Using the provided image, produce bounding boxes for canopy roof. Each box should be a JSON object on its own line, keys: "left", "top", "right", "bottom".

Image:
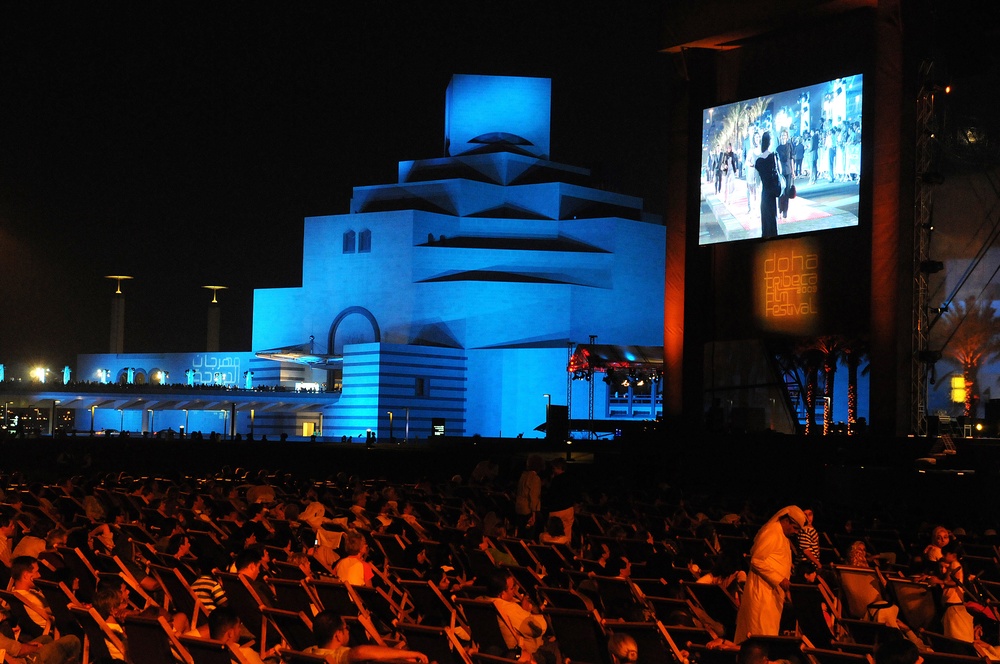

{"left": 567, "top": 344, "right": 664, "bottom": 374}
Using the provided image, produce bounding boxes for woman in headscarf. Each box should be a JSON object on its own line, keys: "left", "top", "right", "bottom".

{"left": 733, "top": 506, "right": 806, "bottom": 643}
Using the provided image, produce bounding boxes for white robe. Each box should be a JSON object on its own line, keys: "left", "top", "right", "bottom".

{"left": 734, "top": 518, "right": 792, "bottom": 642}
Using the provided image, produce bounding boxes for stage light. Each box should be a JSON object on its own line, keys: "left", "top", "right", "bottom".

{"left": 945, "top": 85, "right": 951, "bottom": 94}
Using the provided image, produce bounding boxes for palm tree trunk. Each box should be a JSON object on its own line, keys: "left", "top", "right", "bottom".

{"left": 847, "top": 354, "right": 858, "bottom": 435}
{"left": 964, "top": 367, "right": 974, "bottom": 418}
{"left": 824, "top": 366, "right": 836, "bottom": 435}
{"left": 805, "top": 367, "right": 819, "bottom": 435}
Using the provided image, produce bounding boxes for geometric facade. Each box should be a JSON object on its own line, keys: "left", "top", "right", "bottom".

{"left": 75, "top": 75, "right": 665, "bottom": 440}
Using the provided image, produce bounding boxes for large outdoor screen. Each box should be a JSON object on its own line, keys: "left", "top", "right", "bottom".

{"left": 698, "top": 74, "right": 863, "bottom": 245}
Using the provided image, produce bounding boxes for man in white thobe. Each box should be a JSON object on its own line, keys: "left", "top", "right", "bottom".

{"left": 734, "top": 506, "right": 806, "bottom": 643}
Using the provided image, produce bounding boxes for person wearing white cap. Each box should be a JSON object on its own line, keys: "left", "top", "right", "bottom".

{"left": 734, "top": 505, "right": 806, "bottom": 643}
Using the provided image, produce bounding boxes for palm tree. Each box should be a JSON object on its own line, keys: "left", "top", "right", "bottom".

{"left": 813, "top": 336, "right": 845, "bottom": 435}
{"left": 842, "top": 336, "right": 869, "bottom": 435}
{"left": 795, "top": 341, "right": 825, "bottom": 436}
{"left": 938, "top": 297, "right": 1000, "bottom": 418}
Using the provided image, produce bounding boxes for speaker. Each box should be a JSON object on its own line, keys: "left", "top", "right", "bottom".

{"left": 546, "top": 405, "right": 569, "bottom": 441}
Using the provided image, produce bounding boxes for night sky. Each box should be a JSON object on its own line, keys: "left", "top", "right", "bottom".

{"left": 0, "top": 3, "right": 671, "bottom": 373}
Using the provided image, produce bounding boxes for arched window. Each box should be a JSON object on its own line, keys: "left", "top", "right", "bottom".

{"left": 343, "top": 230, "right": 356, "bottom": 254}
{"left": 358, "top": 229, "right": 372, "bottom": 253}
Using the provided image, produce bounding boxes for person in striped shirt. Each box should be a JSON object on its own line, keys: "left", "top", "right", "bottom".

{"left": 797, "top": 508, "right": 821, "bottom": 571}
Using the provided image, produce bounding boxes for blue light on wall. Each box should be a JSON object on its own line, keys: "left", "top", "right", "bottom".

{"left": 445, "top": 75, "right": 551, "bottom": 159}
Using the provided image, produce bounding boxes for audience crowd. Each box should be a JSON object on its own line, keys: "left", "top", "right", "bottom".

{"left": 0, "top": 448, "right": 997, "bottom": 664}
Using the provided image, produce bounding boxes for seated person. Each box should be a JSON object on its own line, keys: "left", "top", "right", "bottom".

{"left": 303, "top": 610, "right": 428, "bottom": 664}
{"left": 204, "top": 605, "right": 283, "bottom": 663}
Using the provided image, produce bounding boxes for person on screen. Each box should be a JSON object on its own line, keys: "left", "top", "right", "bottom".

{"left": 776, "top": 130, "right": 794, "bottom": 219}
{"left": 745, "top": 131, "right": 761, "bottom": 214}
{"left": 755, "top": 131, "right": 780, "bottom": 239}
{"left": 722, "top": 142, "right": 736, "bottom": 203}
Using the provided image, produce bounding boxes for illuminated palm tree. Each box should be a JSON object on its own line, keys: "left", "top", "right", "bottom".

{"left": 938, "top": 297, "right": 1000, "bottom": 418}
{"left": 795, "top": 341, "right": 825, "bottom": 436}
{"left": 813, "top": 336, "right": 844, "bottom": 435}
{"left": 842, "top": 336, "right": 869, "bottom": 435}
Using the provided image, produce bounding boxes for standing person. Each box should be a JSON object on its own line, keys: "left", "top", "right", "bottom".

{"left": 745, "top": 132, "right": 761, "bottom": 215}
{"left": 733, "top": 506, "right": 806, "bottom": 643}
{"left": 514, "top": 455, "right": 544, "bottom": 539}
{"left": 797, "top": 508, "right": 821, "bottom": 572}
{"left": 755, "top": 132, "right": 781, "bottom": 239}
{"left": 715, "top": 146, "right": 724, "bottom": 195}
{"left": 545, "top": 458, "right": 577, "bottom": 547}
{"left": 722, "top": 142, "right": 736, "bottom": 203}
{"left": 809, "top": 125, "right": 821, "bottom": 183}
{"left": 776, "top": 130, "right": 795, "bottom": 219}
{"left": 793, "top": 136, "right": 805, "bottom": 178}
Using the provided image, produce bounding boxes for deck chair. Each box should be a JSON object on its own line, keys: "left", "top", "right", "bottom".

{"left": 0, "top": 588, "right": 49, "bottom": 641}
{"left": 918, "top": 652, "right": 988, "bottom": 664}
{"left": 398, "top": 579, "right": 461, "bottom": 628}
{"left": 269, "top": 578, "right": 319, "bottom": 616}
{"left": 537, "top": 586, "right": 595, "bottom": 612}
{"left": 592, "top": 575, "right": 652, "bottom": 622}
{"left": 498, "top": 539, "right": 543, "bottom": 572}
{"left": 454, "top": 598, "right": 514, "bottom": 658}
{"left": 396, "top": 622, "right": 474, "bottom": 664}
{"left": 69, "top": 603, "right": 126, "bottom": 664}
{"left": 150, "top": 563, "right": 209, "bottom": 629}
{"left": 542, "top": 607, "right": 611, "bottom": 664}
{"left": 606, "top": 621, "right": 675, "bottom": 664}
{"left": 216, "top": 572, "right": 271, "bottom": 652}
{"left": 802, "top": 647, "right": 870, "bottom": 664}
{"left": 836, "top": 618, "right": 901, "bottom": 646}
{"left": 305, "top": 579, "right": 386, "bottom": 645}
{"left": 261, "top": 607, "right": 315, "bottom": 652}
{"left": 835, "top": 566, "right": 893, "bottom": 621}
{"left": 122, "top": 613, "right": 195, "bottom": 664}
{"left": 789, "top": 583, "right": 837, "bottom": 648}
{"left": 178, "top": 635, "right": 257, "bottom": 664}
{"left": 57, "top": 546, "right": 100, "bottom": 602}
{"left": 373, "top": 533, "right": 410, "bottom": 567}
{"left": 646, "top": 596, "right": 698, "bottom": 626}
{"left": 885, "top": 578, "right": 937, "bottom": 632}
{"left": 920, "top": 630, "right": 981, "bottom": 657}
{"left": 34, "top": 579, "right": 85, "bottom": 640}
{"left": 526, "top": 544, "right": 571, "bottom": 587}
{"left": 682, "top": 582, "right": 739, "bottom": 636}
{"left": 501, "top": 564, "right": 543, "bottom": 601}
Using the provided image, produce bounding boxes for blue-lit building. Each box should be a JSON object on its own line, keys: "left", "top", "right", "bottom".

{"left": 75, "top": 74, "right": 665, "bottom": 440}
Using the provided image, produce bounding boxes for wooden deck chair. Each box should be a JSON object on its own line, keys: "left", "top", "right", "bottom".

{"left": 682, "top": 581, "right": 739, "bottom": 636}
{"left": 0, "top": 588, "right": 49, "bottom": 641}
{"left": 498, "top": 539, "right": 543, "bottom": 572}
{"left": 122, "top": 613, "right": 194, "bottom": 664}
{"left": 305, "top": 579, "right": 385, "bottom": 645}
{"left": 216, "top": 571, "right": 272, "bottom": 653}
{"left": 593, "top": 575, "right": 653, "bottom": 622}
{"left": 542, "top": 607, "right": 611, "bottom": 664}
{"left": 454, "top": 598, "right": 513, "bottom": 658}
{"left": 69, "top": 603, "right": 126, "bottom": 664}
{"left": 150, "top": 563, "right": 209, "bottom": 629}
{"left": 836, "top": 618, "right": 900, "bottom": 646}
{"left": 396, "top": 622, "right": 474, "bottom": 664}
{"left": 178, "top": 635, "right": 256, "bottom": 664}
{"left": 918, "top": 652, "right": 988, "bottom": 664}
{"left": 606, "top": 621, "right": 676, "bottom": 664}
{"left": 834, "top": 565, "right": 892, "bottom": 621}
{"left": 802, "top": 646, "right": 870, "bottom": 664}
{"left": 536, "top": 585, "right": 595, "bottom": 612}
{"left": 269, "top": 578, "right": 320, "bottom": 616}
{"left": 646, "top": 596, "right": 699, "bottom": 627}
{"left": 261, "top": 607, "right": 315, "bottom": 652}
{"left": 34, "top": 579, "right": 85, "bottom": 640}
{"left": 526, "top": 544, "right": 571, "bottom": 587}
{"left": 919, "top": 629, "right": 981, "bottom": 657}
{"left": 501, "top": 563, "right": 543, "bottom": 601}
{"left": 373, "top": 533, "right": 410, "bottom": 567}
{"left": 398, "top": 579, "right": 461, "bottom": 629}
{"left": 789, "top": 582, "right": 838, "bottom": 649}
{"left": 884, "top": 578, "right": 937, "bottom": 633}
{"left": 57, "top": 546, "right": 100, "bottom": 602}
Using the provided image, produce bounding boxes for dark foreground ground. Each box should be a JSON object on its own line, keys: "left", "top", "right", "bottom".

{"left": 0, "top": 429, "right": 996, "bottom": 532}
